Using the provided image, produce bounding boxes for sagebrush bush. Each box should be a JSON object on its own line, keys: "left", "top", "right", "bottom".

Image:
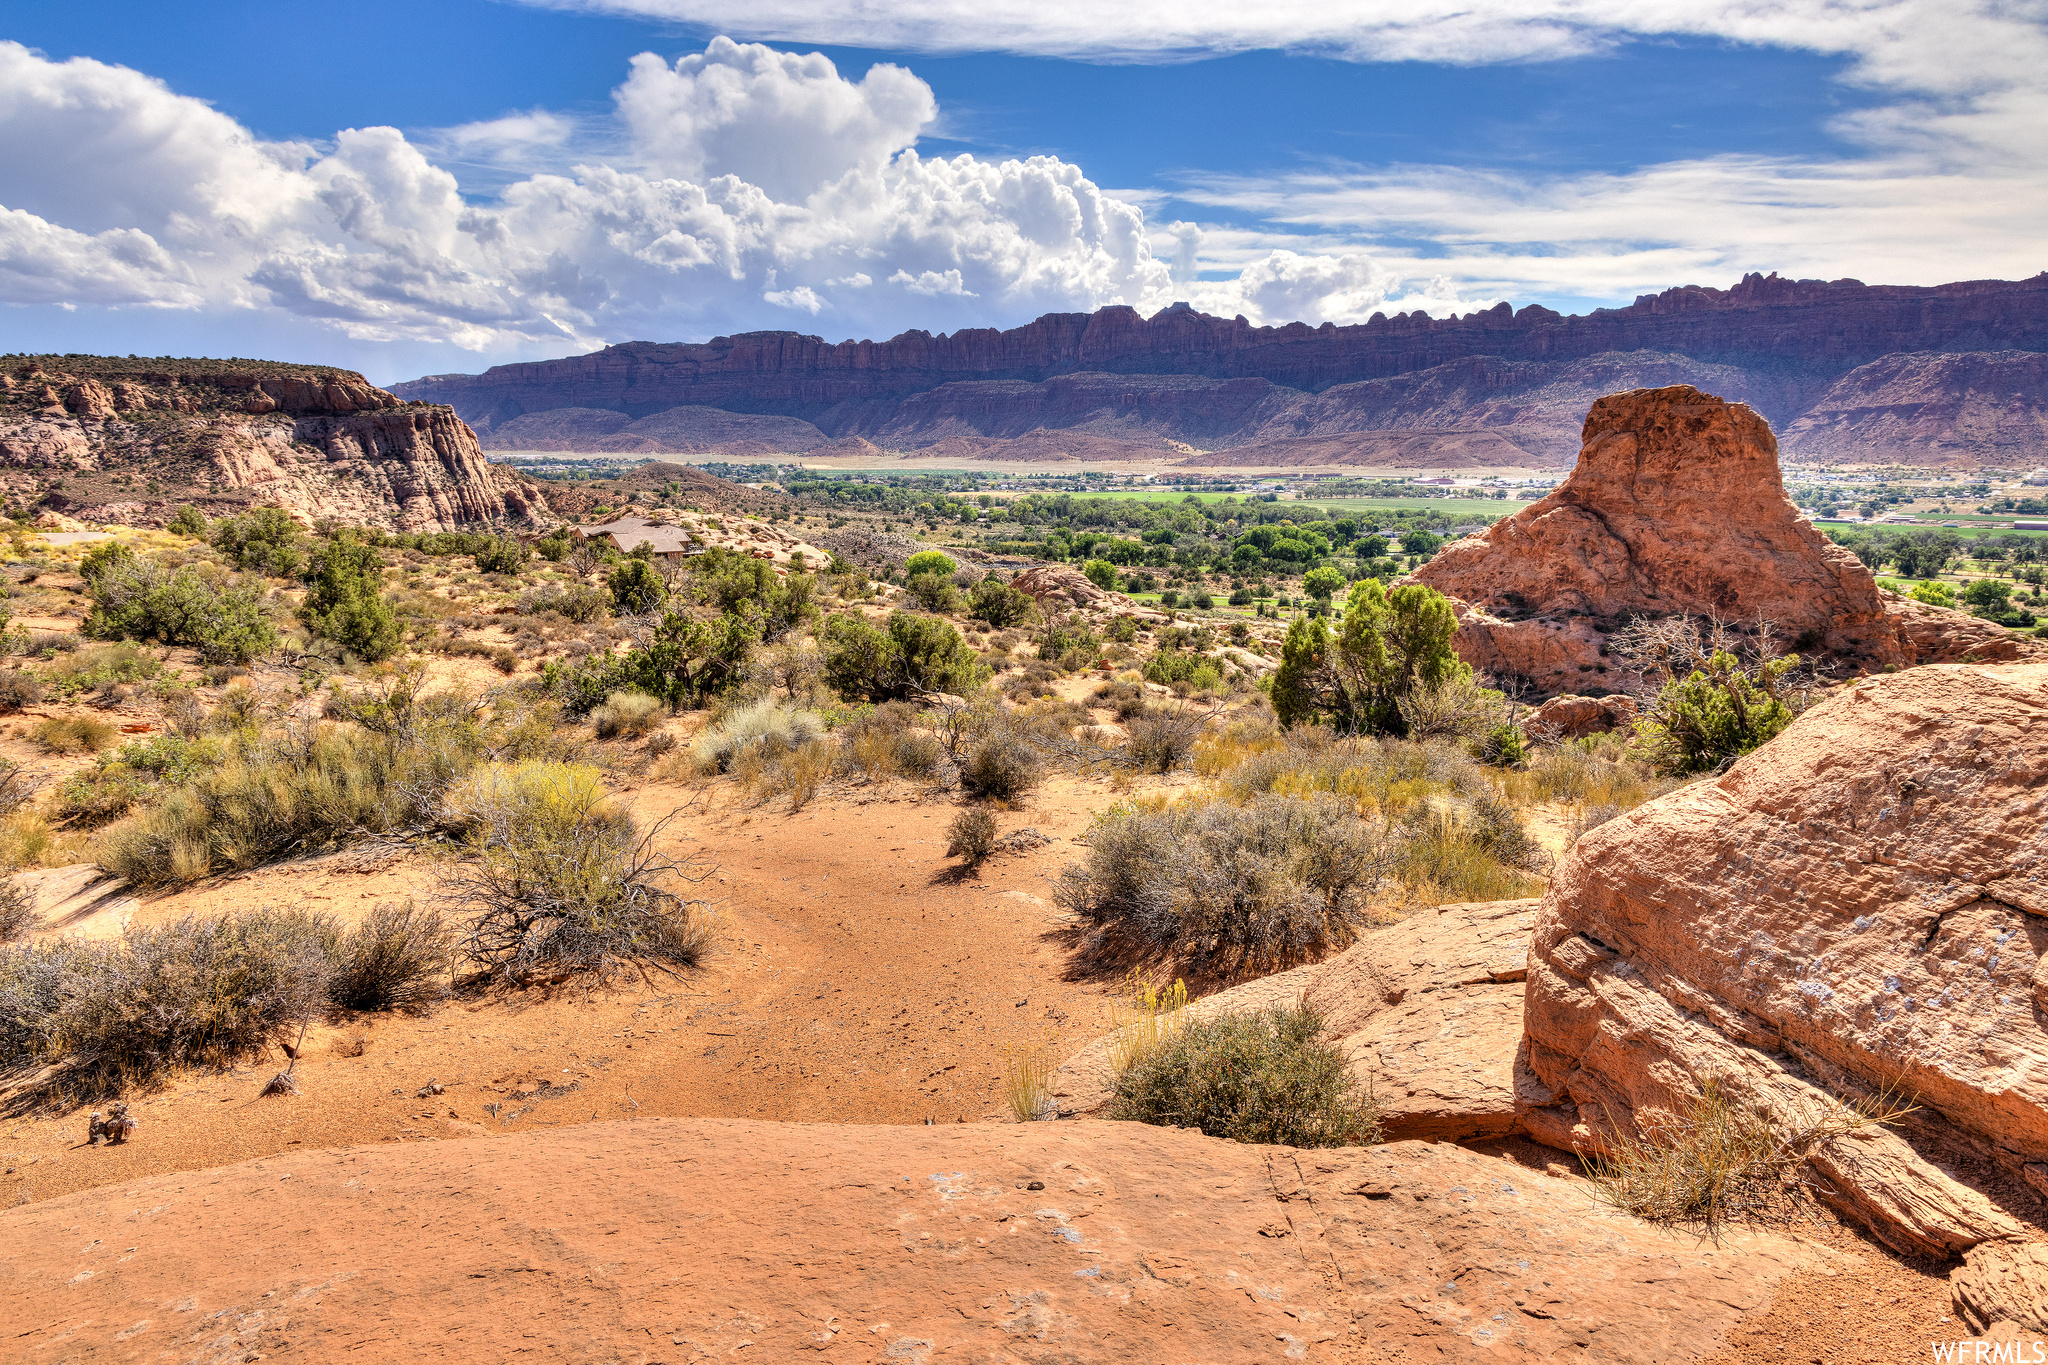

{"left": 961, "top": 732, "right": 1040, "bottom": 802}
{"left": 590, "top": 689, "right": 664, "bottom": 739}
{"left": 1107, "top": 1002, "right": 1381, "bottom": 1147}
{"left": 444, "top": 761, "right": 709, "bottom": 985}
{"left": 328, "top": 902, "right": 450, "bottom": 1012}
{"left": 96, "top": 719, "right": 479, "bottom": 886}
{"left": 517, "top": 581, "right": 609, "bottom": 623}
{"left": 54, "top": 733, "right": 221, "bottom": 826}
{"left": 33, "top": 715, "right": 117, "bottom": 755}
{"left": 41, "top": 642, "right": 162, "bottom": 696}
{"left": 946, "top": 807, "right": 998, "bottom": 865}
{"left": 0, "top": 908, "right": 336, "bottom": 1100}
{"left": 692, "top": 697, "right": 825, "bottom": 772}
{"left": 0, "top": 881, "right": 36, "bottom": 942}
{"left": 1055, "top": 793, "right": 1397, "bottom": 972}
{"left": 0, "top": 670, "right": 45, "bottom": 712}
{"left": 1127, "top": 709, "right": 1204, "bottom": 773}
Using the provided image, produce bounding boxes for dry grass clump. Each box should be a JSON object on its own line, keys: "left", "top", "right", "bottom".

{"left": 443, "top": 761, "right": 709, "bottom": 986}
{"left": 1589, "top": 1079, "right": 1916, "bottom": 1229}
{"left": 1106, "top": 1000, "right": 1381, "bottom": 1148}
{"left": 32, "top": 714, "right": 117, "bottom": 755}
{"left": 590, "top": 689, "right": 664, "bottom": 739}
{"left": 95, "top": 719, "right": 476, "bottom": 887}
{"left": 1502, "top": 734, "right": 1684, "bottom": 845}
{"left": 1127, "top": 707, "right": 1206, "bottom": 773}
{"left": 327, "top": 902, "right": 451, "bottom": 1012}
{"left": 836, "top": 704, "right": 946, "bottom": 784}
{"left": 1001, "top": 1040, "right": 1058, "bottom": 1122}
{"left": 961, "top": 731, "right": 1041, "bottom": 803}
{"left": 735, "top": 736, "right": 835, "bottom": 812}
{"left": 1056, "top": 793, "right": 1399, "bottom": 973}
{"left": 1105, "top": 974, "right": 1187, "bottom": 1077}
{"left": 1399, "top": 790, "right": 1548, "bottom": 904}
{"left": 691, "top": 697, "right": 825, "bottom": 772}
{"left": 0, "top": 669, "right": 45, "bottom": 712}
{"left": 946, "top": 807, "right": 998, "bottom": 865}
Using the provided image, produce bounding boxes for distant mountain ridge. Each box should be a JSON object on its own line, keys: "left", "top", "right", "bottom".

{"left": 392, "top": 273, "right": 2048, "bottom": 468}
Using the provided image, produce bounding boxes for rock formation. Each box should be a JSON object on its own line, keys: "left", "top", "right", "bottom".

{"left": 1056, "top": 899, "right": 1541, "bottom": 1143}
{"left": 0, "top": 356, "right": 553, "bottom": 533}
{"left": 394, "top": 273, "right": 2048, "bottom": 467}
{"left": 0, "top": 1114, "right": 1835, "bottom": 1362}
{"left": 1409, "top": 385, "right": 2025, "bottom": 692}
{"left": 1527, "top": 693, "right": 1637, "bottom": 740}
{"left": 1522, "top": 660, "right": 2048, "bottom": 1258}
{"left": 1011, "top": 563, "right": 1134, "bottom": 613}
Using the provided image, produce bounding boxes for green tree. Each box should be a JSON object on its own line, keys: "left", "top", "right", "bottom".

{"left": 967, "top": 575, "right": 1034, "bottom": 628}
{"left": 82, "top": 550, "right": 275, "bottom": 665}
{"left": 473, "top": 536, "right": 530, "bottom": 575}
{"left": 607, "top": 558, "right": 666, "bottom": 615}
{"left": 1272, "top": 579, "right": 1467, "bottom": 735}
{"left": 210, "top": 508, "right": 307, "bottom": 578}
{"left": 1082, "top": 559, "right": 1118, "bottom": 591}
{"left": 819, "top": 611, "right": 990, "bottom": 701}
{"left": 1302, "top": 566, "right": 1346, "bottom": 601}
{"left": 301, "top": 529, "right": 399, "bottom": 661}
{"left": 167, "top": 505, "right": 208, "bottom": 538}
{"left": 904, "top": 550, "right": 957, "bottom": 578}
{"left": 544, "top": 604, "right": 760, "bottom": 713}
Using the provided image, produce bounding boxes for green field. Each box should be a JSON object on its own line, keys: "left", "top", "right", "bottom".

{"left": 1048, "top": 488, "right": 1536, "bottom": 519}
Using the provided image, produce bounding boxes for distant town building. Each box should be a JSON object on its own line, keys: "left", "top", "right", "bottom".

{"left": 574, "top": 515, "right": 705, "bottom": 558}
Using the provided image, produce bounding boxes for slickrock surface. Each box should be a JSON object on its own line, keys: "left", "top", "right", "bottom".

{"left": 1056, "top": 900, "right": 1541, "bottom": 1143}
{"left": 1523, "top": 660, "right": 2048, "bottom": 1258}
{"left": 0, "top": 1117, "right": 1834, "bottom": 1363}
{"left": 1411, "top": 385, "right": 2024, "bottom": 693}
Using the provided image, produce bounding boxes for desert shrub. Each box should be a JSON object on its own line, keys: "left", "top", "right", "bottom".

{"left": 518, "top": 581, "right": 609, "bottom": 623}
{"left": 0, "top": 669, "right": 43, "bottom": 712}
{"left": 81, "top": 554, "right": 276, "bottom": 664}
{"left": 1106, "top": 1002, "right": 1381, "bottom": 1147}
{"left": 1055, "top": 793, "right": 1396, "bottom": 971}
{"left": 968, "top": 575, "right": 1035, "bottom": 628}
{"left": 905, "top": 572, "right": 962, "bottom": 614}
{"left": 33, "top": 714, "right": 116, "bottom": 754}
{"left": 1127, "top": 708, "right": 1205, "bottom": 773}
{"left": 1082, "top": 559, "right": 1118, "bottom": 591}
{"left": 1395, "top": 674, "right": 1509, "bottom": 741}
{"left": 96, "top": 719, "right": 480, "bottom": 887}
{"left": 1633, "top": 650, "right": 1798, "bottom": 775}
{"left": 444, "top": 761, "right": 708, "bottom": 986}
{"left": 946, "top": 807, "right": 998, "bottom": 865}
{"left": 1589, "top": 1079, "right": 1912, "bottom": 1229}
{"left": 836, "top": 705, "right": 945, "bottom": 783}
{"left": 735, "top": 736, "right": 835, "bottom": 811}
{"left": 904, "top": 550, "right": 957, "bottom": 579}
{"left": 535, "top": 530, "right": 572, "bottom": 562}
{"left": 26, "top": 631, "right": 80, "bottom": 656}
{"left": 167, "top": 504, "right": 209, "bottom": 538}
{"left": 608, "top": 558, "right": 666, "bottom": 614}
{"left": 0, "top": 882, "right": 36, "bottom": 942}
{"left": 472, "top": 536, "right": 530, "bottom": 575}
{"left": 1143, "top": 648, "right": 1222, "bottom": 691}
{"left": 1036, "top": 615, "right": 1102, "bottom": 672}
{"left": 961, "top": 732, "right": 1041, "bottom": 803}
{"left": 692, "top": 697, "right": 826, "bottom": 772}
{"left": 1, "top": 908, "right": 335, "bottom": 1099}
{"left": 328, "top": 902, "right": 450, "bottom": 1012}
{"left": 301, "top": 529, "right": 399, "bottom": 661}
{"left": 40, "top": 641, "right": 162, "bottom": 698}
{"left": 210, "top": 508, "right": 306, "bottom": 578}
{"left": 590, "top": 689, "right": 664, "bottom": 739}
{"left": 747, "top": 641, "right": 830, "bottom": 705}
{"left": 819, "top": 611, "right": 989, "bottom": 702}
{"left": 1002, "top": 1041, "right": 1057, "bottom": 1123}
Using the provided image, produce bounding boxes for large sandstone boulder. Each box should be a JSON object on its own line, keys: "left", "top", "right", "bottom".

{"left": 1411, "top": 385, "right": 2025, "bottom": 695}
{"left": 0, "top": 1115, "right": 1834, "bottom": 1362}
{"left": 1056, "top": 900, "right": 1541, "bottom": 1142}
{"left": 1012, "top": 562, "right": 1132, "bottom": 613}
{"left": 1523, "top": 660, "right": 2048, "bottom": 1257}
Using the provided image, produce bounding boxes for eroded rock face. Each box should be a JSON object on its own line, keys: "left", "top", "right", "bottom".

{"left": 0, "top": 358, "right": 551, "bottom": 533}
{"left": 1410, "top": 384, "right": 2025, "bottom": 694}
{"left": 1528, "top": 693, "right": 1637, "bottom": 741}
{"left": 0, "top": 1115, "right": 1833, "bottom": 1363}
{"left": 1523, "top": 661, "right": 2048, "bottom": 1257}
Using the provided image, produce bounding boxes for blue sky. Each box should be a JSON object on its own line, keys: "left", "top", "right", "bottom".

{"left": 1, "top": 0, "right": 2041, "bottom": 383}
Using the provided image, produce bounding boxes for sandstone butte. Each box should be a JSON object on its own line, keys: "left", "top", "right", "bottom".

{"left": 0, "top": 357, "right": 552, "bottom": 533}
{"left": 391, "top": 273, "right": 2048, "bottom": 468}
{"left": 1410, "top": 384, "right": 2029, "bottom": 694}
